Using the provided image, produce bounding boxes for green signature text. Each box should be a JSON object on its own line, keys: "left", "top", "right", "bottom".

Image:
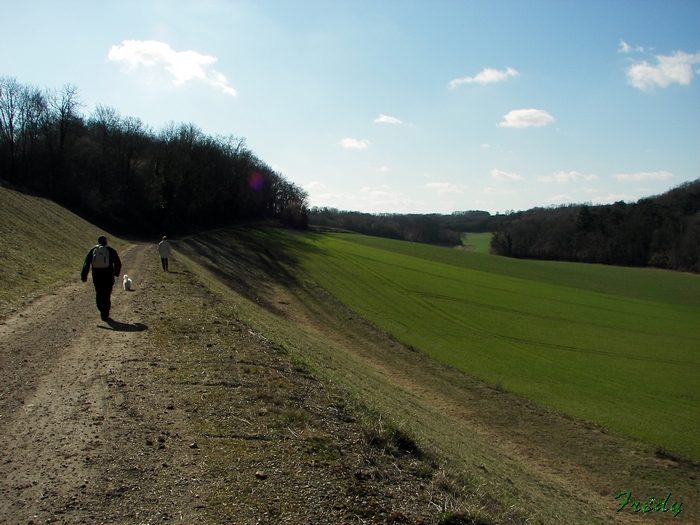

{"left": 615, "top": 491, "right": 683, "bottom": 517}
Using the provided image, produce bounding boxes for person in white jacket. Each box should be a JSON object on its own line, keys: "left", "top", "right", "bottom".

{"left": 158, "top": 236, "right": 172, "bottom": 271}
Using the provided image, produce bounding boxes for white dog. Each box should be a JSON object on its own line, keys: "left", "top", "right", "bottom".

{"left": 123, "top": 274, "right": 133, "bottom": 291}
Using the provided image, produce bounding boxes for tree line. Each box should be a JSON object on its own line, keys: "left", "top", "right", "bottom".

{"left": 308, "top": 207, "right": 521, "bottom": 246}
{"left": 489, "top": 180, "right": 700, "bottom": 273}
{"left": 308, "top": 208, "right": 464, "bottom": 245}
{"left": 310, "top": 180, "right": 700, "bottom": 274}
{"left": 0, "top": 76, "right": 308, "bottom": 235}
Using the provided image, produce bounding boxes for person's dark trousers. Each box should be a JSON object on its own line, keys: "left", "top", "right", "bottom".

{"left": 161, "top": 258, "right": 169, "bottom": 271}
{"left": 92, "top": 270, "right": 115, "bottom": 319}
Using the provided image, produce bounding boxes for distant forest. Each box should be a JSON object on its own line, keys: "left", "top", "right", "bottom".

{"left": 308, "top": 208, "right": 504, "bottom": 246}
{"left": 489, "top": 179, "right": 700, "bottom": 273}
{"left": 0, "top": 77, "right": 308, "bottom": 234}
{"left": 310, "top": 179, "right": 700, "bottom": 273}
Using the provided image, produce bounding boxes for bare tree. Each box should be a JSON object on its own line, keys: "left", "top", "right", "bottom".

{"left": 47, "top": 84, "right": 81, "bottom": 155}
{"left": 18, "top": 85, "right": 47, "bottom": 167}
{"left": 89, "top": 104, "right": 120, "bottom": 156}
{"left": 0, "top": 77, "right": 22, "bottom": 178}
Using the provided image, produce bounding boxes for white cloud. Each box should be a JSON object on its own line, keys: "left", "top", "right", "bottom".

{"left": 497, "top": 109, "right": 555, "bottom": 128}
{"left": 425, "top": 182, "right": 464, "bottom": 195}
{"left": 481, "top": 143, "right": 490, "bottom": 149}
{"left": 626, "top": 51, "right": 700, "bottom": 91}
{"left": 374, "top": 114, "right": 403, "bottom": 124}
{"left": 359, "top": 186, "right": 424, "bottom": 208}
{"left": 613, "top": 171, "right": 673, "bottom": 181}
{"left": 378, "top": 166, "right": 390, "bottom": 172}
{"left": 449, "top": 67, "right": 518, "bottom": 88}
{"left": 482, "top": 187, "right": 518, "bottom": 195}
{"left": 108, "top": 40, "right": 237, "bottom": 96}
{"left": 305, "top": 181, "right": 327, "bottom": 190}
{"left": 618, "top": 40, "right": 644, "bottom": 54}
{"left": 490, "top": 169, "right": 524, "bottom": 180}
{"left": 594, "top": 194, "right": 638, "bottom": 204}
{"left": 547, "top": 194, "right": 572, "bottom": 203}
{"left": 538, "top": 171, "right": 599, "bottom": 183}
{"left": 312, "top": 192, "right": 357, "bottom": 208}
{"left": 339, "top": 138, "right": 371, "bottom": 149}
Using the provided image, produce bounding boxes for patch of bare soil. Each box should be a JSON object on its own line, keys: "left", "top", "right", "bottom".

{"left": 0, "top": 245, "right": 472, "bottom": 525}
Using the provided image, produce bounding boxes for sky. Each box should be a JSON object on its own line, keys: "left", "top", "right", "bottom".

{"left": 1, "top": 1, "right": 699, "bottom": 215}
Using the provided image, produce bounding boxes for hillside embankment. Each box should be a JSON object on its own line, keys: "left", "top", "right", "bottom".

{"left": 0, "top": 243, "right": 480, "bottom": 524}
{"left": 1, "top": 185, "right": 698, "bottom": 524}
{"left": 174, "top": 228, "right": 700, "bottom": 525}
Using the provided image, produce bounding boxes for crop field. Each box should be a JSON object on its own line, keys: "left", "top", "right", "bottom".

{"left": 294, "top": 232, "right": 700, "bottom": 460}
{"left": 460, "top": 232, "right": 492, "bottom": 253}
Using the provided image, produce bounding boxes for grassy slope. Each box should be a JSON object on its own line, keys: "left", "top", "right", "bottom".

{"left": 461, "top": 232, "right": 493, "bottom": 253}
{"left": 175, "top": 227, "right": 700, "bottom": 524}
{"left": 0, "top": 185, "right": 127, "bottom": 317}
{"left": 3, "top": 188, "right": 698, "bottom": 523}
{"left": 173, "top": 229, "right": 588, "bottom": 524}
{"left": 346, "top": 234, "right": 700, "bottom": 308}
{"left": 292, "top": 233, "right": 700, "bottom": 461}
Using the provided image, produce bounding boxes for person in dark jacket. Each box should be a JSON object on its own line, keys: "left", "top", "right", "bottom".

{"left": 81, "top": 235, "right": 122, "bottom": 321}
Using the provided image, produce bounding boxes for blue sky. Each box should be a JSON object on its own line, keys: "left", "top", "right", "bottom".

{"left": 1, "top": 1, "right": 698, "bottom": 214}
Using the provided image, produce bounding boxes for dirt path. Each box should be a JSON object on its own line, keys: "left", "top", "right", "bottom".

{"left": 0, "top": 244, "right": 158, "bottom": 523}
{"left": 0, "top": 244, "right": 463, "bottom": 525}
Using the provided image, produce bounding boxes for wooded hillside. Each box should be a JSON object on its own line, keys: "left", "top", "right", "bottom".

{"left": 0, "top": 77, "right": 308, "bottom": 235}
{"left": 490, "top": 179, "right": 700, "bottom": 272}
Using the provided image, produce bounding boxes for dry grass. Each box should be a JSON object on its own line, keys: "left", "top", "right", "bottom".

{"left": 0, "top": 184, "right": 128, "bottom": 318}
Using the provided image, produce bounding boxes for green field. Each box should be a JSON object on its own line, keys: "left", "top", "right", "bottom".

{"left": 460, "top": 232, "right": 493, "bottom": 253}
{"left": 293, "top": 232, "right": 700, "bottom": 460}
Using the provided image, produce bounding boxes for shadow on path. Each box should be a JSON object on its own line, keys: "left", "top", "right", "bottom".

{"left": 98, "top": 319, "right": 148, "bottom": 332}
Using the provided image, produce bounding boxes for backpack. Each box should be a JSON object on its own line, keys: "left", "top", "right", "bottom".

{"left": 92, "top": 245, "right": 110, "bottom": 269}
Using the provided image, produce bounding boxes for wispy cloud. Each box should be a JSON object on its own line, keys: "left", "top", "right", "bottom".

{"left": 538, "top": 171, "right": 599, "bottom": 183}
{"left": 314, "top": 192, "right": 355, "bottom": 204}
{"left": 626, "top": 50, "right": 700, "bottom": 91}
{"left": 374, "top": 114, "right": 403, "bottom": 124}
{"left": 425, "top": 182, "right": 464, "bottom": 195}
{"left": 613, "top": 171, "right": 673, "bottom": 181}
{"left": 378, "top": 166, "right": 389, "bottom": 172}
{"left": 490, "top": 169, "right": 524, "bottom": 180}
{"left": 108, "top": 40, "right": 237, "bottom": 96}
{"left": 546, "top": 194, "right": 573, "bottom": 203}
{"left": 482, "top": 187, "right": 518, "bottom": 195}
{"left": 339, "top": 138, "right": 371, "bottom": 149}
{"left": 449, "top": 67, "right": 518, "bottom": 88}
{"left": 360, "top": 186, "right": 424, "bottom": 208}
{"left": 305, "top": 181, "right": 327, "bottom": 190}
{"left": 497, "top": 109, "right": 555, "bottom": 128}
{"left": 618, "top": 40, "right": 644, "bottom": 54}
{"left": 594, "top": 193, "right": 638, "bottom": 204}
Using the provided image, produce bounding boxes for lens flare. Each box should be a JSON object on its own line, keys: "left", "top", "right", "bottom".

{"left": 248, "top": 172, "right": 264, "bottom": 192}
